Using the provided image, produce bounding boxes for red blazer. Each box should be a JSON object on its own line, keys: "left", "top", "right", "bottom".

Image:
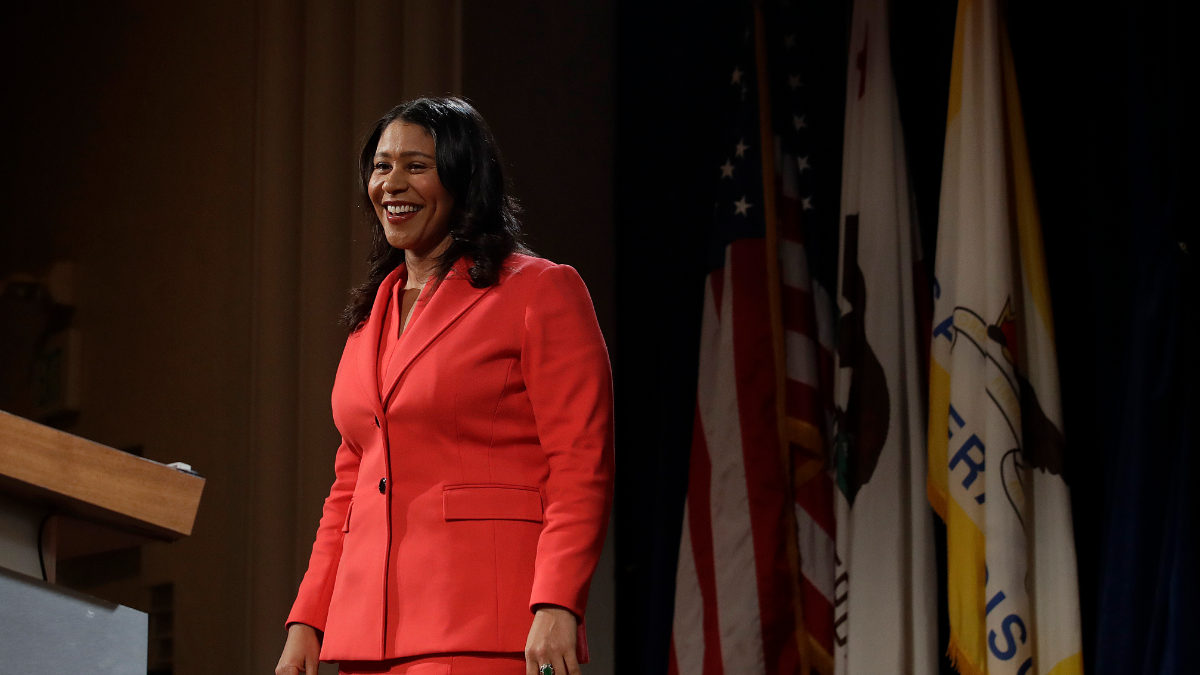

{"left": 286, "top": 254, "right": 614, "bottom": 663}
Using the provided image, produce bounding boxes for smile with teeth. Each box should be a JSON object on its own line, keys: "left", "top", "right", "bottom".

{"left": 386, "top": 204, "right": 423, "bottom": 214}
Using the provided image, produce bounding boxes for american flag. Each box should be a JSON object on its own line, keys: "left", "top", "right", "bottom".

{"left": 764, "top": 0, "right": 839, "bottom": 672}
{"left": 670, "top": 3, "right": 836, "bottom": 674}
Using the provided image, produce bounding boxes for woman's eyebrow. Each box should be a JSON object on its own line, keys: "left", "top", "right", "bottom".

{"left": 374, "top": 150, "right": 434, "bottom": 162}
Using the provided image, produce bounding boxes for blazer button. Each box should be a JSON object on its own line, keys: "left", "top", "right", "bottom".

{"left": 378, "top": 477, "right": 387, "bottom": 494}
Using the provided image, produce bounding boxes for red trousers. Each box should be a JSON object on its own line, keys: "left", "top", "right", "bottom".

{"left": 338, "top": 653, "right": 526, "bottom": 675}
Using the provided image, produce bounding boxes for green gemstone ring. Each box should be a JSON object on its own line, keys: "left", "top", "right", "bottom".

{"left": 539, "top": 665, "right": 554, "bottom": 675}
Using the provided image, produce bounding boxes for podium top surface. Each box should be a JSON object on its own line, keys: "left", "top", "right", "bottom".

{"left": 0, "top": 410, "right": 204, "bottom": 540}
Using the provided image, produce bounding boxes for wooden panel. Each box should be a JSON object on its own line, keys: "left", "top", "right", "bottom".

{"left": 0, "top": 411, "right": 204, "bottom": 540}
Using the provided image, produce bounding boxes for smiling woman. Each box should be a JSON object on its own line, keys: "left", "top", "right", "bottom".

{"left": 274, "top": 98, "right": 614, "bottom": 675}
{"left": 369, "top": 122, "right": 454, "bottom": 256}
{"left": 342, "top": 98, "right": 529, "bottom": 333}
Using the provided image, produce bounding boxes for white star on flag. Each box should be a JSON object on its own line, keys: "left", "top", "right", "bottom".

{"left": 720, "top": 160, "right": 735, "bottom": 179}
{"left": 801, "top": 196, "right": 813, "bottom": 210}
{"left": 731, "top": 67, "right": 743, "bottom": 85}
{"left": 789, "top": 74, "right": 802, "bottom": 89}
{"left": 793, "top": 115, "right": 807, "bottom": 130}
{"left": 734, "top": 197, "right": 753, "bottom": 215}
{"left": 797, "top": 156, "right": 810, "bottom": 172}
{"left": 735, "top": 139, "right": 749, "bottom": 158}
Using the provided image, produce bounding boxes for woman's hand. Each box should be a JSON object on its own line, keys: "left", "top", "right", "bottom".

{"left": 525, "top": 605, "right": 580, "bottom": 675}
{"left": 276, "top": 623, "right": 321, "bottom": 675}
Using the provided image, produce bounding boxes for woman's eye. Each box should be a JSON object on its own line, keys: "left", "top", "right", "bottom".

{"left": 373, "top": 162, "right": 390, "bottom": 171}
{"left": 406, "top": 163, "right": 426, "bottom": 172}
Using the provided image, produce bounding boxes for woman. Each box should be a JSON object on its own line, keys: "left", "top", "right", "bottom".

{"left": 275, "top": 98, "right": 614, "bottom": 675}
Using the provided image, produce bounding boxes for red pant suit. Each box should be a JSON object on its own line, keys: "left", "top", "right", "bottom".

{"left": 286, "top": 254, "right": 614, "bottom": 668}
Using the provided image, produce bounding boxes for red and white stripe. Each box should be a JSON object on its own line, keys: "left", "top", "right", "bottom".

{"left": 777, "top": 144, "right": 838, "bottom": 668}
{"left": 670, "top": 242, "right": 802, "bottom": 675}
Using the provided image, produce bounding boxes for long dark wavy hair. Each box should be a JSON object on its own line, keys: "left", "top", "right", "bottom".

{"left": 341, "top": 97, "right": 528, "bottom": 332}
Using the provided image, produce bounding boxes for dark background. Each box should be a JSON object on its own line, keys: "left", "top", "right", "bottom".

{"left": 613, "top": 1, "right": 1195, "bottom": 674}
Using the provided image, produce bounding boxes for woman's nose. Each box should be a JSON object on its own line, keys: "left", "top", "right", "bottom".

{"left": 382, "top": 173, "right": 408, "bottom": 194}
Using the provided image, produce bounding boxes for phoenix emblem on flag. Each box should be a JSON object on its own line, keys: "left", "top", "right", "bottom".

{"left": 987, "top": 297, "right": 1019, "bottom": 365}
{"left": 984, "top": 296, "right": 1067, "bottom": 478}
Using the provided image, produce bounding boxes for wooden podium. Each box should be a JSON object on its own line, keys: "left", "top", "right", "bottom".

{"left": 0, "top": 410, "right": 205, "bottom": 674}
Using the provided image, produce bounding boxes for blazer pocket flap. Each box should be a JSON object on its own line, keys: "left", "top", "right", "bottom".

{"left": 443, "top": 484, "right": 543, "bottom": 522}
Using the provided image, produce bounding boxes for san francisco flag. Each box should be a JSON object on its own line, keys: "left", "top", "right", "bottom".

{"left": 927, "top": 1, "right": 1084, "bottom": 675}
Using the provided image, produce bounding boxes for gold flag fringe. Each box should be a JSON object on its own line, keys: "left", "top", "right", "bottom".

{"left": 947, "top": 632, "right": 987, "bottom": 675}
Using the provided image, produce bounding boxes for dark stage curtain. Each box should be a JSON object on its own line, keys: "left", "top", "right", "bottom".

{"left": 612, "top": 2, "right": 729, "bottom": 672}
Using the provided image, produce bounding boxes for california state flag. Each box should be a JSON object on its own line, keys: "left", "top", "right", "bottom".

{"left": 832, "top": 0, "right": 937, "bottom": 673}
{"left": 927, "top": 1, "right": 1085, "bottom": 675}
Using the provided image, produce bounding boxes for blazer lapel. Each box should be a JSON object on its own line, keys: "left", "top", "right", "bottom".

{"left": 355, "top": 265, "right": 405, "bottom": 417}
{"left": 380, "top": 259, "right": 493, "bottom": 405}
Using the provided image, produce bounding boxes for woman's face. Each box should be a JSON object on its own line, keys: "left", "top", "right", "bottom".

{"left": 368, "top": 121, "right": 454, "bottom": 255}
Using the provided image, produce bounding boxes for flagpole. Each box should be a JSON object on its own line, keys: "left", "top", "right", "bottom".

{"left": 752, "top": 3, "right": 811, "bottom": 674}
